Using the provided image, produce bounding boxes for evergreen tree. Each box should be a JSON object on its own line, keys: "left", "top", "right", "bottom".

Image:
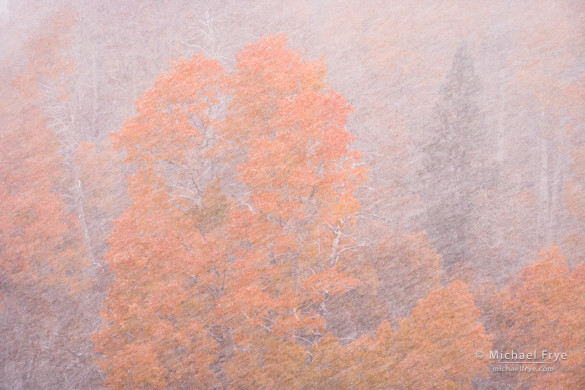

{"left": 420, "top": 44, "right": 490, "bottom": 273}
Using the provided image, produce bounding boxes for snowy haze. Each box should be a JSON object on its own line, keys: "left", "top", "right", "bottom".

{"left": 0, "top": 1, "right": 584, "bottom": 389}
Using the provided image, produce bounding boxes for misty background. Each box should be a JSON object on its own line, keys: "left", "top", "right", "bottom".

{"left": 0, "top": 1, "right": 584, "bottom": 389}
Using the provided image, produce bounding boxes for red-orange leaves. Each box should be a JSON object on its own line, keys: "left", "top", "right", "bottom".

{"left": 114, "top": 54, "right": 227, "bottom": 168}
{"left": 238, "top": 89, "right": 363, "bottom": 226}
{"left": 97, "top": 41, "right": 244, "bottom": 389}
{"left": 98, "top": 35, "right": 368, "bottom": 388}
{"left": 392, "top": 281, "right": 492, "bottom": 389}
{"left": 0, "top": 11, "right": 87, "bottom": 290}
{"left": 482, "top": 247, "right": 585, "bottom": 389}
{"left": 223, "top": 35, "right": 326, "bottom": 146}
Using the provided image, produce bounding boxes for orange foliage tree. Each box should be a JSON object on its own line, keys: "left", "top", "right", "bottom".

{"left": 389, "top": 281, "right": 492, "bottom": 389}
{"left": 0, "top": 9, "right": 99, "bottom": 388}
{"left": 95, "top": 35, "right": 365, "bottom": 388}
{"left": 479, "top": 247, "right": 585, "bottom": 389}
{"left": 0, "top": 85, "right": 80, "bottom": 289}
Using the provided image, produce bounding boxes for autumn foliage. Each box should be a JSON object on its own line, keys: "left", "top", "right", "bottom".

{"left": 480, "top": 247, "right": 585, "bottom": 389}
{"left": 2, "top": 1, "right": 584, "bottom": 388}
{"left": 92, "top": 35, "right": 494, "bottom": 389}
{"left": 0, "top": 9, "right": 82, "bottom": 290}
{"left": 0, "top": 9, "right": 100, "bottom": 387}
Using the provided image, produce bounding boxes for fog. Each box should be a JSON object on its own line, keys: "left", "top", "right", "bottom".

{"left": 1, "top": 1, "right": 584, "bottom": 389}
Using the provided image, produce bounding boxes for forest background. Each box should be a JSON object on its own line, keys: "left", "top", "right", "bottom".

{"left": 0, "top": 1, "right": 584, "bottom": 389}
